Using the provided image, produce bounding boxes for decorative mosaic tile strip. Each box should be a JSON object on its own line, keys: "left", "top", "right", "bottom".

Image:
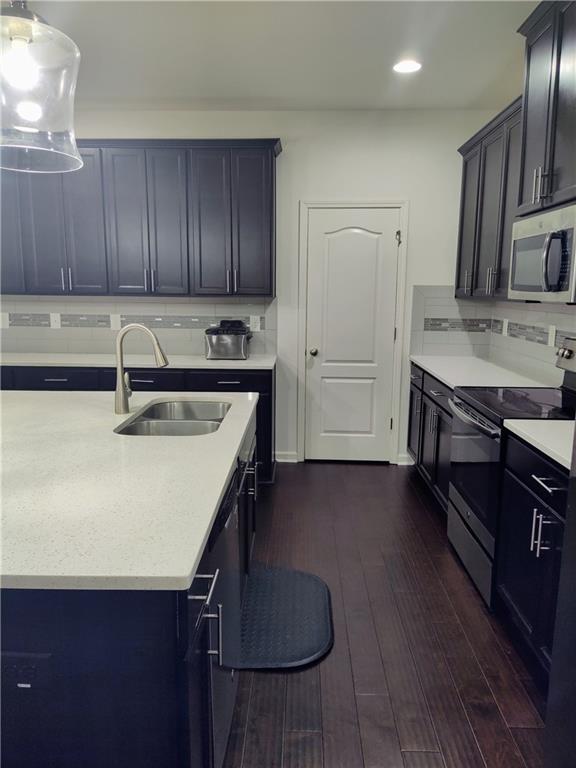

{"left": 555, "top": 328, "right": 576, "bottom": 347}
{"left": 120, "top": 314, "right": 265, "bottom": 330}
{"left": 9, "top": 313, "right": 50, "bottom": 327}
{"left": 507, "top": 322, "right": 549, "bottom": 345}
{"left": 423, "top": 317, "right": 492, "bottom": 333}
{"left": 491, "top": 318, "right": 504, "bottom": 335}
{"left": 60, "top": 314, "right": 111, "bottom": 328}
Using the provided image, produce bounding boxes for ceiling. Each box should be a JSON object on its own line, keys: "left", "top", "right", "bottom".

{"left": 34, "top": 1, "right": 537, "bottom": 111}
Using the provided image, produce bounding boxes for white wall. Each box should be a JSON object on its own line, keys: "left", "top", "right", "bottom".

{"left": 75, "top": 108, "right": 493, "bottom": 461}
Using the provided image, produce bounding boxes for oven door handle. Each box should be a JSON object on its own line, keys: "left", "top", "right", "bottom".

{"left": 448, "top": 399, "right": 500, "bottom": 439}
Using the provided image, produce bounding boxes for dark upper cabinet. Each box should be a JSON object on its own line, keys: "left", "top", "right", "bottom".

{"left": 518, "top": 1, "right": 576, "bottom": 213}
{"left": 455, "top": 99, "right": 522, "bottom": 300}
{"left": 455, "top": 147, "right": 481, "bottom": 298}
{"left": 0, "top": 171, "right": 26, "bottom": 294}
{"left": 474, "top": 127, "right": 506, "bottom": 298}
{"left": 146, "top": 148, "right": 189, "bottom": 295}
{"left": 61, "top": 148, "right": 108, "bottom": 294}
{"left": 231, "top": 148, "right": 273, "bottom": 295}
{"left": 495, "top": 113, "right": 522, "bottom": 297}
{"left": 190, "top": 148, "right": 232, "bottom": 295}
{"left": 19, "top": 173, "right": 67, "bottom": 294}
{"left": 103, "top": 148, "right": 150, "bottom": 294}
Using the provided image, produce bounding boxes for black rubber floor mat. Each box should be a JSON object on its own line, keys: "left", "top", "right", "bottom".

{"left": 237, "top": 563, "right": 334, "bottom": 669}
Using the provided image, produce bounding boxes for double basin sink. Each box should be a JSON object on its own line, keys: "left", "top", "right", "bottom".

{"left": 115, "top": 400, "right": 231, "bottom": 436}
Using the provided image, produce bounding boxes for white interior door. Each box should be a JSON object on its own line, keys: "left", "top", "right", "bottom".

{"left": 305, "top": 207, "right": 400, "bottom": 461}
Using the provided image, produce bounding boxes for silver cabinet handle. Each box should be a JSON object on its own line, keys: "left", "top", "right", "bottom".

{"left": 233, "top": 268, "right": 238, "bottom": 293}
{"left": 530, "top": 508, "right": 538, "bottom": 551}
{"left": 150, "top": 269, "right": 156, "bottom": 293}
{"left": 226, "top": 269, "right": 231, "bottom": 294}
{"left": 535, "top": 166, "right": 543, "bottom": 204}
{"left": 43, "top": 377, "right": 68, "bottom": 382}
{"left": 531, "top": 475, "right": 565, "bottom": 495}
{"left": 60, "top": 267, "right": 66, "bottom": 292}
{"left": 490, "top": 268, "right": 498, "bottom": 295}
{"left": 144, "top": 269, "right": 149, "bottom": 292}
{"left": 428, "top": 408, "right": 436, "bottom": 433}
{"left": 463, "top": 269, "right": 469, "bottom": 295}
{"left": 535, "top": 514, "right": 553, "bottom": 558}
{"left": 68, "top": 267, "right": 73, "bottom": 292}
{"left": 410, "top": 374, "right": 420, "bottom": 382}
{"left": 429, "top": 390, "right": 445, "bottom": 398}
{"left": 217, "top": 380, "right": 240, "bottom": 385}
{"left": 531, "top": 167, "right": 538, "bottom": 205}
{"left": 486, "top": 266, "right": 491, "bottom": 294}
{"left": 188, "top": 569, "right": 220, "bottom": 603}
{"left": 206, "top": 603, "right": 223, "bottom": 666}
{"left": 131, "top": 379, "right": 155, "bottom": 384}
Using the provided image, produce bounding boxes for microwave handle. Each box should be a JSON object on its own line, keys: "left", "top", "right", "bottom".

{"left": 542, "top": 230, "right": 566, "bottom": 292}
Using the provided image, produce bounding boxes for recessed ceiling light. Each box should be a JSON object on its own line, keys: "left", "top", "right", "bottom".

{"left": 393, "top": 60, "right": 422, "bottom": 74}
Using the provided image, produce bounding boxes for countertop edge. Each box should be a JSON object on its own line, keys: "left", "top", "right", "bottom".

{"left": 503, "top": 419, "right": 574, "bottom": 471}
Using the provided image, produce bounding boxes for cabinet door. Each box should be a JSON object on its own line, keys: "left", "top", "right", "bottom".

{"left": 0, "top": 171, "right": 26, "bottom": 294}
{"left": 20, "top": 174, "right": 67, "bottom": 294}
{"left": 419, "top": 396, "right": 436, "bottom": 484}
{"left": 549, "top": 2, "right": 576, "bottom": 207}
{"left": 231, "top": 148, "right": 273, "bottom": 295}
{"left": 497, "top": 471, "right": 544, "bottom": 640}
{"left": 103, "top": 148, "right": 150, "bottom": 294}
{"left": 190, "top": 149, "right": 232, "bottom": 295}
{"left": 146, "top": 149, "right": 189, "bottom": 295}
{"left": 474, "top": 128, "right": 505, "bottom": 298}
{"left": 518, "top": 11, "right": 556, "bottom": 214}
{"left": 495, "top": 112, "right": 522, "bottom": 298}
{"left": 62, "top": 148, "right": 108, "bottom": 294}
{"left": 434, "top": 407, "right": 452, "bottom": 507}
{"left": 184, "top": 618, "right": 212, "bottom": 768}
{"left": 455, "top": 147, "right": 481, "bottom": 298}
{"left": 407, "top": 384, "right": 422, "bottom": 461}
{"left": 538, "top": 514, "right": 565, "bottom": 665}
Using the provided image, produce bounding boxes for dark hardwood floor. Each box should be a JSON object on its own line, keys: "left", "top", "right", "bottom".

{"left": 224, "top": 463, "right": 546, "bottom": 768}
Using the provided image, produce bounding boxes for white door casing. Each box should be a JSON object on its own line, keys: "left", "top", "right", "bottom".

{"left": 304, "top": 207, "right": 400, "bottom": 461}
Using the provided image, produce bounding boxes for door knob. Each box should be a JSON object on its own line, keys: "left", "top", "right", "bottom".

{"left": 309, "top": 348, "right": 318, "bottom": 357}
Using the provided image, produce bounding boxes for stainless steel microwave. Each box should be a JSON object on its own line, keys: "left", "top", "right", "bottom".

{"left": 508, "top": 203, "right": 576, "bottom": 303}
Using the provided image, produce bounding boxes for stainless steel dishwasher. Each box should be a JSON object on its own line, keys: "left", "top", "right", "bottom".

{"left": 207, "top": 477, "right": 241, "bottom": 768}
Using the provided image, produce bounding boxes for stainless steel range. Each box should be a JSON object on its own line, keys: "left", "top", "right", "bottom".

{"left": 447, "top": 338, "right": 576, "bottom": 606}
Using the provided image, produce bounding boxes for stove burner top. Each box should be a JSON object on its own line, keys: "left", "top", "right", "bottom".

{"left": 454, "top": 386, "right": 576, "bottom": 425}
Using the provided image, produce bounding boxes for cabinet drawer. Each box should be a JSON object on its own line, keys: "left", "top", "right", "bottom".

{"left": 12, "top": 367, "right": 99, "bottom": 390}
{"left": 422, "top": 373, "right": 452, "bottom": 411}
{"left": 505, "top": 434, "right": 569, "bottom": 518}
{"left": 185, "top": 370, "right": 272, "bottom": 394}
{"left": 409, "top": 364, "right": 424, "bottom": 390}
{"left": 98, "top": 368, "right": 186, "bottom": 391}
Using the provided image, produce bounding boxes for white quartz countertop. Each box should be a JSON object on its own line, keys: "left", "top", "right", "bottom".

{"left": 410, "top": 355, "right": 551, "bottom": 390}
{"left": 1, "top": 390, "right": 258, "bottom": 590}
{"left": 0, "top": 353, "right": 276, "bottom": 370}
{"left": 504, "top": 419, "right": 575, "bottom": 471}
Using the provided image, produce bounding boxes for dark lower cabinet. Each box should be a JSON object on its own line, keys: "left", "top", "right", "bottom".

{"left": 497, "top": 440, "right": 568, "bottom": 677}
{"left": 410, "top": 366, "right": 453, "bottom": 511}
{"left": 184, "top": 613, "right": 212, "bottom": 768}
{"left": 407, "top": 384, "right": 422, "bottom": 461}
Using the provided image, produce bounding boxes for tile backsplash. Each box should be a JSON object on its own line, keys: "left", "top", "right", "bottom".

{"left": 0, "top": 296, "right": 277, "bottom": 356}
{"left": 411, "top": 286, "right": 576, "bottom": 385}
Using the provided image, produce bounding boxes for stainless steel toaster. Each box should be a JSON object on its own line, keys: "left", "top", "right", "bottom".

{"left": 205, "top": 320, "right": 252, "bottom": 360}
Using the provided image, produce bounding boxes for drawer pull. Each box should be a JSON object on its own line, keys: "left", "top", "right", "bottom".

{"left": 188, "top": 569, "right": 220, "bottom": 603}
{"left": 43, "top": 378, "right": 68, "bottom": 382}
{"left": 131, "top": 379, "right": 155, "bottom": 384}
{"left": 531, "top": 475, "right": 565, "bottom": 495}
{"left": 217, "top": 380, "right": 240, "bottom": 385}
{"left": 429, "top": 390, "right": 445, "bottom": 397}
{"left": 410, "top": 374, "right": 419, "bottom": 381}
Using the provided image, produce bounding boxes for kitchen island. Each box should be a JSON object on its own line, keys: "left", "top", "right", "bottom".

{"left": 1, "top": 389, "right": 258, "bottom": 768}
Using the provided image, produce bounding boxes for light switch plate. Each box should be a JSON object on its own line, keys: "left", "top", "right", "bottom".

{"left": 249, "top": 315, "right": 261, "bottom": 332}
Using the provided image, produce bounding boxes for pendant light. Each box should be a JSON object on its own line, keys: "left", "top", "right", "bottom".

{"left": 0, "top": 0, "right": 82, "bottom": 172}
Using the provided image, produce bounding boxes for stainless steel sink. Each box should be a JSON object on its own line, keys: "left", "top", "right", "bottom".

{"left": 116, "top": 419, "right": 221, "bottom": 436}
{"left": 140, "top": 400, "right": 230, "bottom": 422}
{"left": 114, "top": 399, "right": 230, "bottom": 436}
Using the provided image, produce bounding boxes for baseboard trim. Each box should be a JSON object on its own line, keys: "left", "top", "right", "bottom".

{"left": 394, "top": 452, "right": 415, "bottom": 466}
{"left": 276, "top": 452, "right": 299, "bottom": 464}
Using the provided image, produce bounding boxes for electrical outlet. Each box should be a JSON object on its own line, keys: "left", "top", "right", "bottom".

{"left": 249, "top": 315, "right": 261, "bottom": 332}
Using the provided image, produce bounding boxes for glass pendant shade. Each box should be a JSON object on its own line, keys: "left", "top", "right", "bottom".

{"left": 0, "top": 1, "right": 82, "bottom": 172}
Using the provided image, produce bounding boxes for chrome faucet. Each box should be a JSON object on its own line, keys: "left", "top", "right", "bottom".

{"left": 115, "top": 324, "right": 168, "bottom": 414}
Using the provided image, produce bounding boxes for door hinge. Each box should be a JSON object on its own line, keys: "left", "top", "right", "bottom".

{"left": 390, "top": 418, "right": 394, "bottom": 430}
{"left": 395, "top": 230, "right": 402, "bottom": 246}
